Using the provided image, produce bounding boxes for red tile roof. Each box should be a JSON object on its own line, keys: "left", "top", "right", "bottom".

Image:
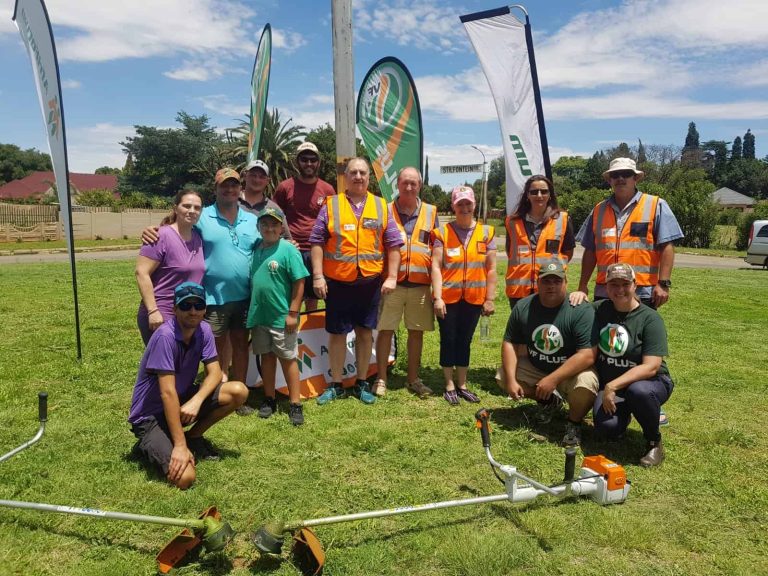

{"left": 0, "top": 171, "right": 118, "bottom": 200}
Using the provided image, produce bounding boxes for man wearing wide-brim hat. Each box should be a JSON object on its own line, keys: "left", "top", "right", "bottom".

{"left": 570, "top": 157, "right": 683, "bottom": 309}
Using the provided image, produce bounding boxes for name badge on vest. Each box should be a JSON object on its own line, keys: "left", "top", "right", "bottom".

{"left": 518, "top": 246, "right": 530, "bottom": 255}
{"left": 601, "top": 228, "right": 617, "bottom": 238}
{"left": 629, "top": 222, "right": 649, "bottom": 237}
{"left": 446, "top": 247, "right": 461, "bottom": 258}
{"left": 545, "top": 239, "right": 560, "bottom": 253}
{"left": 343, "top": 223, "right": 356, "bottom": 231}
{"left": 476, "top": 242, "right": 487, "bottom": 254}
{"left": 419, "top": 229, "right": 431, "bottom": 244}
{"left": 362, "top": 218, "right": 379, "bottom": 230}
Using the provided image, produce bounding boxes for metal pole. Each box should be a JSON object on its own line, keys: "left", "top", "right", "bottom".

{"left": 471, "top": 145, "right": 488, "bottom": 223}
{"left": 332, "top": 0, "right": 356, "bottom": 193}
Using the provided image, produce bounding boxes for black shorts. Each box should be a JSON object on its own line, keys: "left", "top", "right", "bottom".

{"left": 130, "top": 384, "right": 222, "bottom": 475}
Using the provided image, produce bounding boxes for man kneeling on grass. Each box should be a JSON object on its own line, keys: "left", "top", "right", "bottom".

{"left": 128, "top": 282, "right": 248, "bottom": 489}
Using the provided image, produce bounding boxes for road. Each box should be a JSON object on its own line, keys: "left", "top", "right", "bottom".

{"left": 0, "top": 245, "right": 755, "bottom": 270}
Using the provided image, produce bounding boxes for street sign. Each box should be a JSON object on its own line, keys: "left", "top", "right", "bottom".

{"left": 440, "top": 163, "right": 483, "bottom": 174}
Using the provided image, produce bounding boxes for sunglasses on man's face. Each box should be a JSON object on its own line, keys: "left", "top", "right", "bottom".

{"left": 177, "top": 299, "right": 206, "bottom": 311}
{"left": 609, "top": 170, "right": 636, "bottom": 179}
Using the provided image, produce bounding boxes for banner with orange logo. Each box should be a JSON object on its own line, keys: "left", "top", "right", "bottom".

{"left": 13, "top": 0, "right": 82, "bottom": 358}
{"left": 246, "top": 311, "right": 395, "bottom": 398}
{"left": 357, "top": 57, "right": 423, "bottom": 201}
{"left": 248, "top": 24, "right": 271, "bottom": 163}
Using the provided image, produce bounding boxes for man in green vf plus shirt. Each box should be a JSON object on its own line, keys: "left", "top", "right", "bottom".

{"left": 502, "top": 261, "right": 598, "bottom": 447}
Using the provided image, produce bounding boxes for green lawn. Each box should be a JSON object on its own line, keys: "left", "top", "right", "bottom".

{"left": 0, "top": 261, "right": 766, "bottom": 575}
{"left": 0, "top": 238, "right": 139, "bottom": 252}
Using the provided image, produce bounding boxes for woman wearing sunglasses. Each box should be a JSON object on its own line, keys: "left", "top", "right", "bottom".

{"left": 504, "top": 175, "right": 575, "bottom": 310}
{"left": 135, "top": 189, "right": 205, "bottom": 344}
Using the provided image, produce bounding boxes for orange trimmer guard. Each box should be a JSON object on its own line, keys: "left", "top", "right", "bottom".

{"left": 156, "top": 506, "right": 220, "bottom": 574}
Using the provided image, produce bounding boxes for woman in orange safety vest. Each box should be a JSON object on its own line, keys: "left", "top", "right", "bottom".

{"left": 431, "top": 186, "right": 497, "bottom": 406}
{"left": 504, "top": 175, "right": 575, "bottom": 309}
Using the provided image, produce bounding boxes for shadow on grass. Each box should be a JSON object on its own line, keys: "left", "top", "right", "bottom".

{"left": 122, "top": 440, "right": 242, "bottom": 485}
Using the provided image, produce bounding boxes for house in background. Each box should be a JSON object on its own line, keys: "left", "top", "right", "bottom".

{"left": 712, "top": 187, "right": 756, "bottom": 213}
{"left": 0, "top": 171, "right": 118, "bottom": 202}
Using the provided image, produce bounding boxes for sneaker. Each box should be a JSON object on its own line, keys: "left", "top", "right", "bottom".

{"left": 317, "top": 383, "right": 344, "bottom": 406}
{"left": 456, "top": 387, "right": 480, "bottom": 403}
{"left": 659, "top": 409, "right": 670, "bottom": 427}
{"left": 640, "top": 438, "right": 665, "bottom": 467}
{"left": 536, "top": 393, "right": 564, "bottom": 424}
{"left": 289, "top": 403, "right": 304, "bottom": 426}
{"left": 352, "top": 380, "right": 376, "bottom": 405}
{"left": 371, "top": 378, "right": 387, "bottom": 397}
{"left": 407, "top": 378, "right": 433, "bottom": 398}
{"left": 236, "top": 404, "right": 256, "bottom": 416}
{"left": 258, "top": 397, "right": 277, "bottom": 419}
{"left": 186, "top": 435, "right": 220, "bottom": 461}
{"left": 443, "top": 389, "right": 460, "bottom": 406}
{"left": 562, "top": 421, "right": 582, "bottom": 447}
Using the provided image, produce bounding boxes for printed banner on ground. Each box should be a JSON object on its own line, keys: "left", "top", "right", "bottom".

{"left": 246, "top": 311, "right": 396, "bottom": 398}
{"left": 248, "top": 23, "right": 272, "bottom": 164}
{"left": 461, "top": 6, "right": 547, "bottom": 214}
{"left": 356, "top": 57, "right": 423, "bottom": 201}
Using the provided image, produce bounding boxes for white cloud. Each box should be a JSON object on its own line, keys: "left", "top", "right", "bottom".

{"left": 271, "top": 28, "right": 307, "bottom": 53}
{"left": 739, "top": 60, "right": 768, "bottom": 86}
{"left": 61, "top": 79, "right": 81, "bottom": 90}
{"left": 198, "top": 94, "right": 248, "bottom": 118}
{"left": 67, "top": 123, "right": 135, "bottom": 172}
{"left": 164, "top": 60, "right": 227, "bottom": 82}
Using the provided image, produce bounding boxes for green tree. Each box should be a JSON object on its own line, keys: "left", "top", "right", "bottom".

{"left": 558, "top": 187, "right": 608, "bottom": 233}
{"left": 578, "top": 151, "right": 610, "bottom": 190}
{"left": 552, "top": 156, "right": 587, "bottom": 181}
{"left": 306, "top": 123, "right": 380, "bottom": 195}
{"left": 94, "top": 166, "right": 121, "bottom": 175}
{"left": 682, "top": 121, "right": 701, "bottom": 166}
{"left": 0, "top": 143, "right": 52, "bottom": 185}
{"left": 743, "top": 129, "right": 756, "bottom": 159}
{"left": 731, "top": 136, "right": 742, "bottom": 161}
{"left": 75, "top": 189, "right": 117, "bottom": 209}
{"left": 608, "top": 142, "right": 632, "bottom": 160}
{"left": 701, "top": 140, "right": 729, "bottom": 184}
{"left": 721, "top": 158, "right": 768, "bottom": 198}
{"left": 637, "top": 139, "right": 647, "bottom": 165}
{"left": 119, "top": 112, "right": 224, "bottom": 197}
{"left": 424, "top": 156, "right": 429, "bottom": 186}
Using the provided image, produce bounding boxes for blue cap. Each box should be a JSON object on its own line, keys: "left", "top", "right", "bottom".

{"left": 174, "top": 282, "right": 206, "bottom": 305}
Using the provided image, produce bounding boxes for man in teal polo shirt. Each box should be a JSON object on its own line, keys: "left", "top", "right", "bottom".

{"left": 197, "top": 167, "right": 260, "bottom": 384}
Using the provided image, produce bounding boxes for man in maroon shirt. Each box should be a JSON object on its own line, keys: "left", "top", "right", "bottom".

{"left": 273, "top": 141, "right": 336, "bottom": 311}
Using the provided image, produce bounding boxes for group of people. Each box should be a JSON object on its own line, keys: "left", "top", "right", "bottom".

{"left": 127, "top": 148, "right": 682, "bottom": 488}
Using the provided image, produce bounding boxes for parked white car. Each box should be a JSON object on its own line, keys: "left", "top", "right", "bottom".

{"left": 745, "top": 219, "right": 768, "bottom": 267}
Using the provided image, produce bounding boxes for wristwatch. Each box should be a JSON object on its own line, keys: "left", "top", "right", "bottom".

{"left": 658, "top": 279, "right": 672, "bottom": 289}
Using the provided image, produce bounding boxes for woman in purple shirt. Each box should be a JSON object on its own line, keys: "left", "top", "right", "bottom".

{"left": 135, "top": 190, "right": 206, "bottom": 344}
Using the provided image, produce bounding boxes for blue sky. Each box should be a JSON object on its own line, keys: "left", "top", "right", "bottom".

{"left": 1, "top": 0, "right": 766, "bottom": 191}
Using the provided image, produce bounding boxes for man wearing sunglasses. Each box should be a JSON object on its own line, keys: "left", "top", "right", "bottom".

{"left": 128, "top": 282, "right": 248, "bottom": 489}
{"left": 571, "top": 157, "right": 683, "bottom": 309}
{"left": 273, "top": 141, "right": 336, "bottom": 311}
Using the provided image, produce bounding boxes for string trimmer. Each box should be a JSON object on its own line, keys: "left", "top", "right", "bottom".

{"left": 253, "top": 407, "right": 631, "bottom": 575}
{"left": 0, "top": 393, "right": 235, "bottom": 573}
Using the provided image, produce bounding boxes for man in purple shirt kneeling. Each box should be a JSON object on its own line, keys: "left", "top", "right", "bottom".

{"left": 128, "top": 282, "right": 248, "bottom": 489}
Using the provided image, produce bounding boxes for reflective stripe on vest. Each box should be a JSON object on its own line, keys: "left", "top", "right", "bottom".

{"left": 593, "top": 193, "right": 660, "bottom": 285}
{"left": 437, "top": 222, "right": 494, "bottom": 305}
{"left": 324, "top": 192, "right": 387, "bottom": 282}
{"left": 504, "top": 212, "right": 570, "bottom": 298}
{"left": 391, "top": 201, "right": 436, "bottom": 285}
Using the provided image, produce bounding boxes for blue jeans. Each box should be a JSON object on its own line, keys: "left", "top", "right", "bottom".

{"left": 593, "top": 375, "right": 673, "bottom": 442}
{"left": 437, "top": 300, "right": 482, "bottom": 367}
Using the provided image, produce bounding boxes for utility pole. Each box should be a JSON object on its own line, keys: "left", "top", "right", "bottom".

{"left": 332, "top": 0, "right": 355, "bottom": 193}
{"left": 471, "top": 145, "right": 488, "bottom": 223}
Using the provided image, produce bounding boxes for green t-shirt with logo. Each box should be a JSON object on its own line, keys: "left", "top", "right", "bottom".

{"left": 246, "top": 238, "right": 309, "bottom": 329}
{"left": 592, "top": 299, "right": 669, "bottom": 384}
{"left": 504, "top": 294, "right": 596, "bottom": 374}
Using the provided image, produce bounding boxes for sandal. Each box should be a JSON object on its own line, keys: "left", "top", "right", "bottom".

{"left": 456, "top": 387, "right": 480, "bottom": 403}
{"left": 443, "top": 390, "right": 459, "bottom": 406}
{"left": 371, "top": 378, "right": 387, "bottom": 397}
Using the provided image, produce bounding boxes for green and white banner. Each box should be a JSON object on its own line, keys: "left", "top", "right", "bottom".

{"left": 461, "top": 6, "right": 550, "bottom": 214}
{"left": 248, "top": 23, "right": 272, "bottom": 163}
{"left": 13, "top": 0, "right": 82, "bottom": 358}
{"left": 356, "top": 57, "right": 423, "bottom": 201}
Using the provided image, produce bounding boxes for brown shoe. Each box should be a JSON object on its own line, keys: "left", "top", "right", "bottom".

{"left": 640, "top": 438, "right": 665, "bottom": 467}
{"left": 407, "top": 378, "right": 433, "bottom": 398}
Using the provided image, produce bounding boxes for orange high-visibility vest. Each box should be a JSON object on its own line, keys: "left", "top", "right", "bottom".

{"left": 593, "top": 193, "right": 660, "bottom": 286}
{"left": 390, "top": 200, "right": 437, "bottom": 285}
{"left": 435, "top": 222, "right": 494, "bottom": 305}
{"left": 324, "top": 192, "right": 388, "bottom": 282}
{"left": 505, "top": 212, "right": 570, "bottom": 298}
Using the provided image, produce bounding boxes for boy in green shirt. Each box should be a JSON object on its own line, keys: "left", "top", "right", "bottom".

{"left": 246, "top": 207, "right": 309, "bottom": 425}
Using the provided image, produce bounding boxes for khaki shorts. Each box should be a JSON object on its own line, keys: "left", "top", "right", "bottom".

{"left": 514, "top": 355, "right": 598, "bottom": 401}
{"left": 205, "top": 300, "right": 249, "bottom": 337}
{"left": 377, "top": 284, "right": 434, "bottom": 331}
{"left": 251, "top": 325, "right": 298, "bottom": 360}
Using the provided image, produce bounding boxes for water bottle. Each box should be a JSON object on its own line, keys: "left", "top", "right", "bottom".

{"left": 480, "top": 316, "right": 490, "bottom": 342}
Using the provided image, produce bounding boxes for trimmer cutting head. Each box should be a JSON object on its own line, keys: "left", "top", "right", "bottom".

{"left": 252, "top": 523, "right": 325, "bottom": 575}
{"left": 252, "top": 522, "right": 287, "bottom": 554}
{"left": 200, "top": 516, "right": 235, "bottom": 552}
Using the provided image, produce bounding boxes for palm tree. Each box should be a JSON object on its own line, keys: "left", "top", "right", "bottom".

{"left": 226, "top": 108, "right": 306, "bottom": 192}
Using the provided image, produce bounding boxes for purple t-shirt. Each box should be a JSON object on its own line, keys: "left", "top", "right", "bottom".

{"left": 308, "top": 193, "right": 403, "bottom": 249}
{"left": 128, "top": 318, "right": 218, "bottom": 424}
{"left": 138, "top": 225, "right": 205, "bottom": 321}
